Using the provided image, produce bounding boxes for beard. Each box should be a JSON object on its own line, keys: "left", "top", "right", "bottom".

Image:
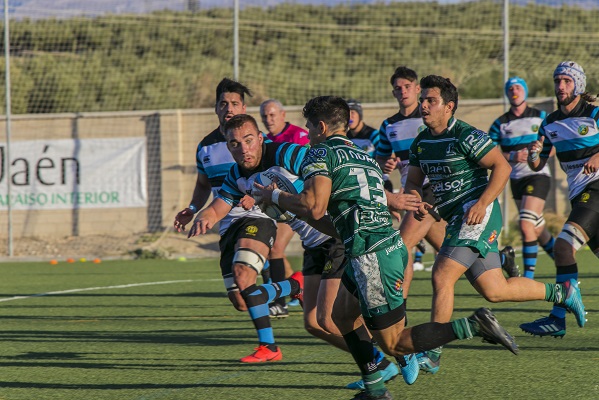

{"left": 556, "top": 91, "right": 576, "bottom": 107}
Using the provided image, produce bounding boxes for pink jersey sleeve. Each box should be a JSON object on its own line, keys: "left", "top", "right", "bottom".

{"left": 268, "top": 123, "right": 310, "bottom": 145}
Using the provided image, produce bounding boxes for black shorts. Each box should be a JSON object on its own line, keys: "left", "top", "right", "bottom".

{"left": 302, "top": 237, "right": 346, "bottom": 279}
{"left": 569, "top": 180, "right": 599, "bottom": 248}
{"left": 218, "top": 217, "right": 277, "bottom": 276}
{"left": 510, "top": 175, "right": 551, "bottom": 201}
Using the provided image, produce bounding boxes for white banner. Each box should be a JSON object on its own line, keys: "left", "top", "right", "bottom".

{"left": 0, "top": 137, "right": 147, "bottom": 210}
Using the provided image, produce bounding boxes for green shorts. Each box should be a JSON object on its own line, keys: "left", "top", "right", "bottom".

{"left": 443, "top": 199, "right": 502, "bottom": 258}
{"left": 344, "top": 234, "right": 407, "bottom": 319}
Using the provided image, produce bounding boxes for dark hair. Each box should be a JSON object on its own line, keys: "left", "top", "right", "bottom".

{"left": 223, "top": 114, "right": 260, "bottom": 135}
{"left": 303, "top": 96, "right": 349, "bottom": 132}
{"left": 215, "top": 78, "right": 252, "bottom": 104}
{"left": 420, "top": 75, "right": 459, "bottom": 113}
{"left": 390, "top": 66, "right": 419, "bottom": 86}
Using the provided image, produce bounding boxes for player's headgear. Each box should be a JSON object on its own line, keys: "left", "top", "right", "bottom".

{"left": 345, "top": 99, "right": 363, "bottom": 120}
{"left": 505, "top": 77, "right": 528, "bottom": 100}
{"left": 554, "top": 61, "right": 586, "bottom": 96}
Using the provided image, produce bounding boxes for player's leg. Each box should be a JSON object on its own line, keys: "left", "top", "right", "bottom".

{"left": 398, "top": 211, "right": 437, "bottom": 298}
{"left": 269, "top": 222, "right": 296, "bottom": 314}
{"left": 517, "top": 175, "right": 553, "bottom": 279}
{"left": 221, "top": 218, "right": 297, "bottom": 363}
{"left": 520, "top": 195, "right": 597, "bottom": 336}
{"left": 333, "top": 281, "right": 393, "bottom": 399}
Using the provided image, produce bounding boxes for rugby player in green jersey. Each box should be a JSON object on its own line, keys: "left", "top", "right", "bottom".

{"left": 254, "top": 95, "right": 520, "bottom": 400}
{"left": 404, "top": 75, "right": 586, "bottom": 374}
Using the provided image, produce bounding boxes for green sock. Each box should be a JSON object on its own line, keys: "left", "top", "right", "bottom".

{"left": 544, "top": 283, "right": 566, "bottom": 303}
{"left": 363, "top": 371, "right": 387, "bottom": 396}
{"left": 426, "top": 346, "right": 443, "bottom": 361}
{"left": 451, "top": 317, "right": 476, "bottom": 340}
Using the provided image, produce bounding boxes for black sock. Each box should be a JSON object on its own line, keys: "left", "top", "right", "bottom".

{"left": 269, "top": 258, "right": 286, "bottom": 307}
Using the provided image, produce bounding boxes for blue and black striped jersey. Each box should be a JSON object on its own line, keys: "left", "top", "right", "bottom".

{"left": 539, "top": 99, "right": 599, "bottom": 199}
{"left": 488, "top": 106, "right": 549, "bottom": 179}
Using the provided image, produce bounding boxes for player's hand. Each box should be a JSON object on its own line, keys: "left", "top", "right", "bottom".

{"left": 464, "top": 201, "right": 487, "bottom": 225}
{"left": 527, "top": 136, "right": 544, "bottom": 156}
{"left": 387, "top": 188, "right": 421, "bottom": 212}
{"left": 187, "top": 217, "right": 213, "bottom": 238}
{"left": 583, "top": 152, "right": 599, "bottom": 175}
{"left": 174, "top": 208, "right": 195, "bottom": 233}
{"left": 512, "top": 148, "right": 529, "bottom": 163}
{"left": 414, "top": 201, "right": 432, "bottom": 221}
{"left": 382, "top": 157, "right": 400, "bottom": 174}
{"left": 239, "top": 195, "right": 256, "bottom": 210}
{"left": 252, "top": 181, "right": 278, "bottom": 206}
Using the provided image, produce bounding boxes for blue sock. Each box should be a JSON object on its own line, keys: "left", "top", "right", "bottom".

{"left": 414, "top": 250, "right": 423, "bottom": 263}
{"left": 522, "top": 241, "right": 538, "bottom": 279}
{"left": 551, "top": 264, "right": 578, "bottom": 319}
{"left": 542, "top": 236, "right": 555, "bottom": 259}
{"left": 241, "top": 285, "right": 275, "bottom": 345}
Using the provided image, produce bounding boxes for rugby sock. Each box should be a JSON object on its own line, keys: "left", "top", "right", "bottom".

{"left": 261, "top": 261, "right": 271, "bottom": 284}
{"left": 373, "top": 346, "right": 392, "bottom": 370}
{"left": 240, "top": 284, "right": 275, "bottom": 347}
{"left": 522, "top": 241, "right": 538, "bottom": 279}
{"left": 410, "top": 322, "right": 457, "bottom": 350}
{"left": 541, "top": 236, "right": 555, "bottom": 259}
{"left": 269, "top": 258, "right": 287, "bottom": 307}
{"left": 343, "top": 328, "right": 387, "bottom": 396}
{"left": 549, "top": 263, "right": 578, "bottom": 319}
{"left": 414, "top": 249, "right": 424, "bottom": 263}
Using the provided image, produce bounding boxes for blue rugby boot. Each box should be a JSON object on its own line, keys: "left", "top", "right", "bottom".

{"left": 519, "top": 314, "right": 566, "bottom": 338}
{"left": 396, "top": 353, "right": 419, "bottom": 385}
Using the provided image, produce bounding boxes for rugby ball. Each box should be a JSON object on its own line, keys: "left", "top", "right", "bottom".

{"left": 252, "top": 167, "right": 301, "bottom": 222}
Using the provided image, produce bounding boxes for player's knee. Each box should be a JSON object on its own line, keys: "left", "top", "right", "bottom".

{"left": 317, "top": 313, "right": 336, "bottom": 334}
{"left": 519, "top": 209, "right": 545, "bottom": 231}
{"left": 556, "top": 224, "right": 586, "bottom": 255}
{"left": 233, "top": 248, "right": 267, "bottom": 275}
{"left": 480, "top": 290, "right": 504, "bottom": 303}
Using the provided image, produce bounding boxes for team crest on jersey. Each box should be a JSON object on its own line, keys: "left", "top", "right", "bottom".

{"left": 526, "top": 185, "right": 534, "bottom": 194}
{"left": 581, "top": 192, "right": 590, "bottom": 203}
{"left": 245, "top": 225, "right": 258, "bottom": 236}
{"left": 446, "top": 143, "right": 456, "bottom": 156}
{"left": 488, "top": 230, "right": 497, "bottom": 244}
{"left": 547, "top": 130, "right": 558, "bottom": 138}
{"left": 203, "top": 155, "right": 211, "bottom": 163}
{"left": 578, "top": 125, "right": 590, "bottom": 136}
{"left": 531, "top": 124, "right": 539, "bottom": 133}
{"left": 394, "top": 278, "right": 403, "bottom": 292}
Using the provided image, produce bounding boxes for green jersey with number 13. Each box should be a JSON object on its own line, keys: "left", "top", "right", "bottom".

{"left": 300, "top": 135, "right": 400, "bottom": 257}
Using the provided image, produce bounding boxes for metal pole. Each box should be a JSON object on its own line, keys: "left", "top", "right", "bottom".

{"left": 501, "top": 0, "right": 510, "bottom": 240}
{"left": 3, "top": 0, "right": 13, "bottom": 257}
{"left": 233, "top": 0, "right": 239, "bottom": 80}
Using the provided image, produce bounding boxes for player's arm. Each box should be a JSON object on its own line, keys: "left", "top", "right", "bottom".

{"left": 187, "top": 197, "right": 232, "bottom": 237}
{"left": 466, "top": 146, "right": 511, "bottom": 225}
{"left": 174, "top": 173, "right": 212, "bottom": 232}
{"left": 403, "top": 165, "right": 431, "bottom": 220}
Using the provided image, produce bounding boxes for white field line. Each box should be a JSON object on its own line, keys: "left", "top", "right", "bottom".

{"left": 0, "top": 279, "right": 222, "bottom": 303}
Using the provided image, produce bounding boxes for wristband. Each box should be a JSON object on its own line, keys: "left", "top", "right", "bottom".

{"left": 188, "top": 204, "right": 198, "bottom": 213}
{"left": 508, "top": 152, "right": 515, "bottom": 162}
{"left": 271, "top": 189, "right": 282, "bottom": 206}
